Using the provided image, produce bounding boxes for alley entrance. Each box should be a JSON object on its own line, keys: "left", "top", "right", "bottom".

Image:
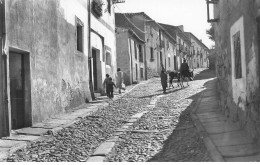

{"left": 9, "top": 51, "right": 32, "bottom": 130}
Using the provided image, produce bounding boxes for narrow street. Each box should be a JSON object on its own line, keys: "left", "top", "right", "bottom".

{"left": 7, "top": 69, "right": 215, "bottom": 162}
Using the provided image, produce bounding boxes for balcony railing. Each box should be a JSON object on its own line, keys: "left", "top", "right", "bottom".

{"left": 92, "top": 0, "right": 103, "bottom": 17}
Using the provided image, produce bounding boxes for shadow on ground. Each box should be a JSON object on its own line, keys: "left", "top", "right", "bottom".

{"left": 147, "top": 70, "right": 216, "bottom": 162}
{"left": 193, "top": 69, "right": 216, "bottom": 80}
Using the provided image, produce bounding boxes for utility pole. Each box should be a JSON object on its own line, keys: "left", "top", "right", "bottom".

{"left": 88, "top": 0, "right": 95, "bottom": 100}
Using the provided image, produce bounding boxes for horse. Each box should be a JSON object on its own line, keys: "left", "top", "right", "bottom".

{"left": 179, "top": 69, "right": 194, "bottom": 87}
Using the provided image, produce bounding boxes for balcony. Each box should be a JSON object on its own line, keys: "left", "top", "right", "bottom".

{"left": 92, "top": 0, "right": 103, "bottom": 17}
{"left": 113, "top": 0, "right": 125, "bottom": 4}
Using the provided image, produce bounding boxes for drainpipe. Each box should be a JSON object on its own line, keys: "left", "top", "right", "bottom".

{"left": 88, "top": 0, "right": 95, "bottom": 100}
{"left": 1, "top": 0, "right": 9, "bottom": 136}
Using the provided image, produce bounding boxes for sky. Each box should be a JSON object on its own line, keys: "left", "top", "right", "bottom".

{"left": 114, "top": 0, "right": 215, "bottom": 48}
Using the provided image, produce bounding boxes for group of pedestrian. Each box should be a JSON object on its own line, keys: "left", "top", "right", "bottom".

{"left": 160, "top": 59, "right": 192, "bottom": 94}
{"left": 103, "top": 68, "right": 125, "bottom": 99}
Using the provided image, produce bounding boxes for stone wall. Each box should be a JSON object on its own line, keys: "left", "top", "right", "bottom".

{"left": 214, "top": 0, "right": 260, "bottom": 143}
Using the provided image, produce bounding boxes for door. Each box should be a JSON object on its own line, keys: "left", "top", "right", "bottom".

{"left": 92, "top": 49, "right": 98, "bottom": 91}
{"left": 0, "top": 44, "right": 9, "bottom": 137}
{"left": 9, "top": 52, "right": 25, "bottom": 129}
{"left": 9, "top": 51, "right": 32, "bottom": 130}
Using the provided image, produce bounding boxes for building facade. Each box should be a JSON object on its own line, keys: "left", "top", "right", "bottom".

{"left": 90, "top": 0, "right": 117, "bottom": 95}
{"left": 117, "top": 12, "right": 176, "bottom": 79}
{"left": 160, "top": 24, "right": 191, "bottom": 71}
{"left": 0, "top": 0, "right": 117, "bottom": 138}
{"left": 115, "top": 13, "right": 145, "bottom": 85}
{"left": 214, "top": 0, "right": 260, "bottom": 143}
{"left": 185, "top": 32, "right": 209, "bottom": 69}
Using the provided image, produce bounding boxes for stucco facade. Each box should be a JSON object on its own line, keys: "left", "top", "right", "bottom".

{"left": 115, "top": 28, "right": 145, "bottom": 85}
{"left": 90, "top": 0, "right": 117, "bottom": 94}
{"left": 0, "top": 0, "right": 118, "bottom": 138}
{"left": 185, "top": 32, "right": 209, "bottom": 69}
{"left": 214, "top": 0, "right": 260, "bottom": 143}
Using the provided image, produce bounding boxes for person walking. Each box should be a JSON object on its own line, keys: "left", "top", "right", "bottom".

{"left": 160, "top": 70, "right": 168, "bottom": 94}
{"left": 106, "top": 77, "right": 117, "bottom": 99}
{"left": 103, "top": 74, "right": 110, "bottom": 97}
{"left": 116, "top": 68, "right": 125, "bottom": 94}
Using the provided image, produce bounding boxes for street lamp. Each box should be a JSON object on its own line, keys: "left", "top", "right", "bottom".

{"left": 206, "top": 0, "right": 219, "bottom": 23}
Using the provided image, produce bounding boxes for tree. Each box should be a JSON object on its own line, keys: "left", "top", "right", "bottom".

{"left": 206, "top": 23, "right": 215, "bottom": 41}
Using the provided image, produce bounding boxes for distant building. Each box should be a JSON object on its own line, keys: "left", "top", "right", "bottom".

{"left": 159, "top": 23, "right": 191, "bottom": 71}
{"left": 214, "top": 0, "right": 260, "bottom": 143}
{"left": 115, "top": 13, "right": 145, "bottom": 85}
{"left": 185, "top": 32, "right": 209, "bottom": 69}
{"left": 116, "top": 12, "right": 176, "bottom": 79}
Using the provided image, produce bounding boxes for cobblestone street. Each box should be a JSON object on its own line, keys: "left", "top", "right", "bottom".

{"left": 7, "top": 69, "right": 215, "bottom": 162}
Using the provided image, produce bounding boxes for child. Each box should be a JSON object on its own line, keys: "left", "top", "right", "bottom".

{"left": 106, "top": 77, "right": 117, "bottom": 99}
{"left": 103, "top": 74, "right": 110, "bottom": 96}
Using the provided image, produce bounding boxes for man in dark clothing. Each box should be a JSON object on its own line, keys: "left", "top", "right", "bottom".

{"left": 106, "top": 77, "right": 117, "bottom": 99}
{"left": 160, "top": 70, "right": 168, "bottom": 94}
{"left": 180, "top": 59, "right": 190, "bottom": 87}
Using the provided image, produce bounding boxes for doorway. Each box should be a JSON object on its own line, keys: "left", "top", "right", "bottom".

{"left": 9, "top": 51, "right": 32, "bottom": 130}
{"left": 92, "top": 48, "right": 102, "bottom": 92}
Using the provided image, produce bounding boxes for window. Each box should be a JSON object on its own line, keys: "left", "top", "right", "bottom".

{"left": 134, "top": 42, "right": 137, "bottom": 59}
{"left": 168, "top": 57, "right": 170, "bottom": 67}
{"left": 140, "top": 68, "right": 144, "bottom": 79}
{"left": 150, "top": 47, "right": 154, "bottom": 60}
{"left": 233, "top": 31, "right": 242, "bottom": 79}
{"left": 136, "top": 64, "right": 138, "bottom": 80}
{"left": 106, "top": 52, "right": 111, "bottom": 66}
{"left": 139, "top": 45, "right": 143, "bottom": 62}
{"left": 76, "top": 18, "right": 84, "bottom": 52}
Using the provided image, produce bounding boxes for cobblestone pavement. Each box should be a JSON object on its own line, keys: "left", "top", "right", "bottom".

{"left": 7, "top": 68, "right": 214, "bottom": 162}
{"left": 105, "top": 69, "right": 215, "bottom": 162}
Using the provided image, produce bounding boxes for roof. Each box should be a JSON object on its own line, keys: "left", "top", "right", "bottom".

{"left": 115, "top": 13, "right": 145, "bottom": 41}
{"left": 159, "top": 23, "right": 191, "bottom": 45}
{"left": 184, "top": 32, "right": 209, "bottom": 50}
{"left": 116, "top": 12, "right": 176, "bottom": 44}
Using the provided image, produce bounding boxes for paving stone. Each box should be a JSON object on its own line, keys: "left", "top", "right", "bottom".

{"left": 129, "top": 130, "right": 159, "bottom": 133}
{"left": 197, "top": 113, "right": 223, "bottom": 120}
{"left": 106, "top": 136, "right": 119, "bottom": 142}
{"left": 0, "top": 140, "right": 26, "bottom": 148}
{"left": 92, "top": 142, "right": 115, "bottom": 156}
{"left": 32, "top": 123, "right": 62, "bottom": 129}
{"left": 218, "top": 143, "right": 260, "bottom": 157}
{"left": 51, "top": 114, "right": 78, "bottom": 120}
{"left": 131, "top": 111, "right": 148, "bottom": 119}
{"left": 15, "top": 127, "right": 49, "bottom": 136}
{"left": 210, "top": 131, "right": 253, "bottom": 147}
{"left": 200, "top": 97, "right": 218, "bottom": 103}
{"left": 3, "top": 135, "right": 41, "bottom": 142}
{"left": 197, "top": 107, "right": 220, "bottom": 114}
{"left": 203, "top": 90, "right": 217, "bottom": 97}
{"left": 43, "top": 119, "right": 71, "bottom": 125}
{"left": 199, "top": 116, "right": 227, "bottom": 123}
{"left": 87, "top": 156, "right": 106, "bottom": 162}
{"left": 225, "top": 153, "right": 260, "bottom": 162}
{"left": 204, "top": 124, "right": 240, "bottom": 134}
{"left": 199, "top": 102, "right": 218, "bottom": 108}
{"left": 0, "top": 148, "right": 9, "bottom": 161}
{"left": 127, "top": 118, "right": 138, "bottom": 123}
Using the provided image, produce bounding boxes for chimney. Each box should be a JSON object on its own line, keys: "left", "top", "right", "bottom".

{"left": 178, "top": 25, "right": 184, "bottom": 32}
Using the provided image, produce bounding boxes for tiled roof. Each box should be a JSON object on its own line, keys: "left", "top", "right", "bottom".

{"left": 115, "top": 13, "right": 145, "bottom": 41}
{"left": 159, "top": 23, "right": 191, "bottom": 45}
{"left": 184, "top": 32, "right": 209, "bottom": 50}
{"left": 115, "top": 13, "right": 145, "bottom": 42}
